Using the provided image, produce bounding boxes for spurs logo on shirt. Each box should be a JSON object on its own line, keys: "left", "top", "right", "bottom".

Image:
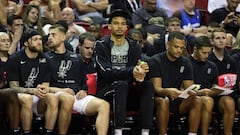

{"left": 57, "top": 60, "right": 72, "bottom": 78}
{"left": 111, "top": 55, "right": 128, "bottom": 69}
{"left": 25, "top": 67, "right": 40, "bottom": 88}
{"left": 180, "top": 66, "right": 185, "bottom": 73}
{"left": 207, "top": 68, "right": 212, "bottom": 74}
{"left": 227, "top": 63, "right": 230, "bottom": 69}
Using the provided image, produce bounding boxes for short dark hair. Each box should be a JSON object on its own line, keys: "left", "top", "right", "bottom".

{"left": 193, "top": 36, "right": 212, "bottom": 49}
{"left": 7, "top": 15, "right": 22, "bottom": 25}
{"left": 109, "top": 9, "right": 130, "bottom": 24}
{"left": 79, "top": 32, "right": 96, "bottom": 45}
{"left": 56, "top": 20, "right": 68, "bottom": 32}
{"left": 138, "top": 28, "right": 148, "bottom": 39}
{"left": 208, "top": 22, "right": 220, "bottom": 28}
{"left": 168, "top": 31, "right": 185, "bottom": 42}
{"left": 127, "top": 29, "right": 142, "bottom": 39}
{"left": 49, "top": 24, "right": 66, "bottom": 34}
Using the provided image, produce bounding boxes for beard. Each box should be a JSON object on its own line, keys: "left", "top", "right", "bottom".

{"left": 28, "top": 45, "right": 42, "bottom": 53}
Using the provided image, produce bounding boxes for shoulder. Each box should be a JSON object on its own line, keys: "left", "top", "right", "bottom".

{"left": 96, "top": 36, "right": 110, "bottom": 45}
{"left": 73, "top": 23, "right": 86, "bottom": 33}
{"left": 9, "top": 50, "right": 24, "bottom": 60}
{"left": 180, "top": 56, "right": 192, "bottom": 66}
{"left": 67, "top": 51, "right": 81, "bottom": 58}
{"left": 156, "top": 8, "right": 168, "bottom": 16}
{"left": 149, "top": 52, "right": 163, "bottom": 64}
{"left": 95, "top": 36, "right": 112, "bottom": 51}
{"left": 212, "top": 7, "right": 226, "bottom": 14}
{"left": 134, "top": 7, "right": 146, "bottom": 14}
{"left": 126, "top": 37, "right": 140, "bottom": 49}
{"left": 206, "top": 60, "right": 217, "bottom": 67}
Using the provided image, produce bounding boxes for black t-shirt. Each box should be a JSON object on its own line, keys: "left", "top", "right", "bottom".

{"left": 80, "top": 57, "right": 96, "bottom": 75}
{"left": 148, "top": 52, "right": 193, "bottom": 89}
{"left": 208, "top": 51, "right": 239, "bottom": 91}
{"left": 208, "top": 51, "right": 238, "bottom": 75}
{"left": 45, "top": 51, "right": 87, "bottom": 92}
{"left": 0, "top": 60, "right": 8, "bottom": 88}
{"left": 189, "top": 56, "right": 218, "bottom": 89}
{"left": 7, "top": 50, "right": 50, "bottom": 88}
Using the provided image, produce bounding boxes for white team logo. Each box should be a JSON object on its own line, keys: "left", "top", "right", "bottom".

{"left": 70, "top": 54, "right": 77, "bottom": 58}
{"left": 207, "top": 68, "right": 212, "bottom": 74}
{"left": 39, "top": 58, "right": 46, "bottom": 63}
{"left": 57, "top": 60, "right": 72, "bottom": 78}
{"left": 25, "top": 67, "right": 39, "bottom": 88}
{"left": 227, "top": 64, "right": 230, "bottom": 69}
{"left": 180, "top": 66, "right": 185, "bottom": 73}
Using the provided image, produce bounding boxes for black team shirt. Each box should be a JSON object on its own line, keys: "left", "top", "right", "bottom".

{"left": 148, "top": 52, "right": 193, "bottom": 89}
{"left": 7, "top": 50, "right": 50, "bottom": 88}
{"left": 45, "top": 50, "right": 87, "bottom": 93}
{"left": 189, "top": 56, "right": 218, "bottom": 89}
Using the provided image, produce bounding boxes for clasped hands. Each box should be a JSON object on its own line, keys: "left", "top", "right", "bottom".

{"left": 133, "top": 60, "right": 149, "bottom": 82}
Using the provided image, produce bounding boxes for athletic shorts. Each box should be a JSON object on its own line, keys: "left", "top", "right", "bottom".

{"left": 169, "top": 98, "right": 184, "bottom": 114}
{"left": 73, "top": 95, "right": 95, "bottom": 115}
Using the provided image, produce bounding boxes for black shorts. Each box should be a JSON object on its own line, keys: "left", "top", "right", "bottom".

{"left": 213, "top": 93, "right": 240, "bottom": 112}
{"left": 170, "top": 98, "right": 184, "bottom": 114}
{"left": 230, "top": 93, "right": 240, "bottom": 111}
{"left": 213, "top": 96, "right": 224, "bottom": 112}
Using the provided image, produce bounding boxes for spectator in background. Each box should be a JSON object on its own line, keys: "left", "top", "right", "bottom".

{"left": 132, "top": 0, "right": 168, "bottom": 29}
{"left": 125, "top": 0, "right": 141, "bottom": 17}
{"left": 137, "top": 28, "right": 158, "bottom": 57}
{"left": 132, "top": 0, "right": 168, "bottom": 55}
{"left": 22, "top": 5, "right": 45, "bottom": 35}
{"left": 111, "top": 0, "right": 142, "bottom": 24}
{"left": 72, "top": 0, "right": 109, "bottom": 24}
{"left": 127, "top": 28, "right": 150, "bottom": 60}
{"left": 156, "top": 0, "right": 183, "bottom": 17}
{"left": 210, "top": 0, "right": 240, "bottom": 37}
{"left": 231, "top": 29, "right": 240, "bottom": 55}
{"left": 65, "top": 27, "right": 81, "bottom": 53}
{"left": 165, "top": 17, "right": 181, "bottom": 49}
{"left": 206, "top": 22, "right": 221, "bottom": 39}
{"left": 145, "top": 16, "right": 167, "bottom": 54}
{"left": 208, "top": 0, "right": 240, "bottom": 13}
{"left": 0, "top": 0, "right": 24, "bottom": 27}
{"left": 165, "top": 17, "right": 189, "bottom": 57}
{"left": 7, "top": 15, "right": 24, "bottom": 54}
{"left": 61, "top": 7, "right": 86, "bottom": 34}
{"left": 172, "top": 0, "right": 207, "bottom": 54}
{"left": 43, "top": 7, "right": 87, "bottom": 35}
{"left": 29, "top": 0, "right": 61, "bottom": 25}
{"left": 88, "top": 23, "right": 102, "bottom": 40}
